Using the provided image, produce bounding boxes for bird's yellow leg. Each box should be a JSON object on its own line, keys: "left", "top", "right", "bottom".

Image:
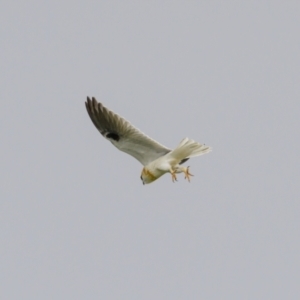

{"left": 183, "top": 166, "right": 194, "bottom": 182}
{"left": 170, "top": 169, "right": 178, "bottom": 182}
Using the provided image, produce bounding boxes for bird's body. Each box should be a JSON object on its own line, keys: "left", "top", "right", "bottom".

{"left": 141, "top": 138, "right": 210, "bottom": 184}
{"left": 85, "top": 97, "right": 211, "bottom": 184}
{"left": 141, "top": 156, "right": 173, "bottom": 184}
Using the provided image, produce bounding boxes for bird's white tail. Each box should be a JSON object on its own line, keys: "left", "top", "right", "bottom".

{"left": 167, "top": 138, "right": 211, "bottom": 163}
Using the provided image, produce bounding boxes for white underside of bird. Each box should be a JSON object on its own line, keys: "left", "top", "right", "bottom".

{"left": 85, "top": 97, "right": 212, "bottom": 185}
{"left": 141, "top": 138, "right": 210, "bottom": 184}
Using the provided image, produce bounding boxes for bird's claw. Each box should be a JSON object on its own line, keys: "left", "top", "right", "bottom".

{"left": 183, "top": 166, "right": 194, "bottom": 182}
{"left": 171, "top": 171, "right": 178, "bottom": 183}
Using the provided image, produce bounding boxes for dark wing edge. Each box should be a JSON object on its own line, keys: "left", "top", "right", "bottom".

{"left": 85, "top": 97, "right": 121, "bottom": 141}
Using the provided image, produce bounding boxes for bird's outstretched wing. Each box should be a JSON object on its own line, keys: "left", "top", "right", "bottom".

{"left": 85, "top": 97, "right": 171, "bottom": 166}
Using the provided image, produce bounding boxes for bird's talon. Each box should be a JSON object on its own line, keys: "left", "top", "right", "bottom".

{"left": 184, "top": 166, "right": 194, "bottom": 182}
{"left": 171, "top": 171, "right": 178, "bottom": 183}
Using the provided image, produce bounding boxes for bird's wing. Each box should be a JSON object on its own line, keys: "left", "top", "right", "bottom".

{"left": 85, "top": 97, "right": 171, "bottom": 166}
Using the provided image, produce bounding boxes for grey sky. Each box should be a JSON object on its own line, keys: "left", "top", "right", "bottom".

{"left": 1, "top": 1, "right": 299, "bottom": 299}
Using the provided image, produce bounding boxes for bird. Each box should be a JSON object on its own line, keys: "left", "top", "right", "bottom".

{"left": 85, "top": 97, "right": 211, "bottom": 185}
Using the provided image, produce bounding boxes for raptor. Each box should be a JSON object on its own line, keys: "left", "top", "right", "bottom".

{"left": 85, "top": 97, "right": 211, "bottom": 184}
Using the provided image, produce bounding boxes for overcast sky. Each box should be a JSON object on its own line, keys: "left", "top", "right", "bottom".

{"left": 1, "top": 1, "right": 299, "bottom": 299}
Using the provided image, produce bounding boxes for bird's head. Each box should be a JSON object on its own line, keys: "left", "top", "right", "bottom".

{"left": 140, "top": 168, "right": 157, "bottom": 185}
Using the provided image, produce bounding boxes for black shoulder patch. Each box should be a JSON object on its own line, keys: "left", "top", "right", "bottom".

{"left": 179, "top": 158, "right": 189, "bottom": 165}
{"left": 106, "top": 132, "right": 120, "bottom": 141}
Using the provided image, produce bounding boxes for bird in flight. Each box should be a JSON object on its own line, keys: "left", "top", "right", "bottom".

{"left": 85, "top": 97, "right": 211, "bottom": 184}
